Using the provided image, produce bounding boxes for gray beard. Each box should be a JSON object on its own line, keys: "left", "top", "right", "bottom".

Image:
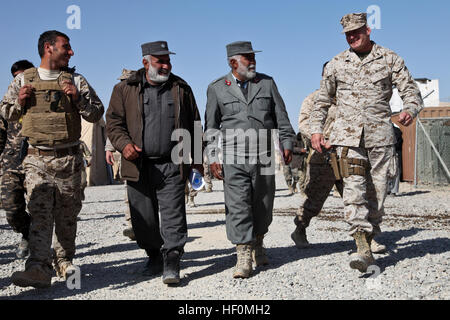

{"left": 148, "top": 65, "right": 170, "bottom": 83}
{"left": 237, "top": 62, "right": 256, "bottom": 81}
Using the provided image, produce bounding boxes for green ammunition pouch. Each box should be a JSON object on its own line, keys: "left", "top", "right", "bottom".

{"left": 21, "top": 68, "right": 81, "bottom": 146}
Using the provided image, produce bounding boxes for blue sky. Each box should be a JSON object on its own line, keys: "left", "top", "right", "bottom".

{"left": 1, "top": 0, "right": 449, "bottom": 130}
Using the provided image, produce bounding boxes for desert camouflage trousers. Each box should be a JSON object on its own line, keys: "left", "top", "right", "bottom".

{"left": 337, "top": 144, "right": 395, "bottom": 236}
{"left": 294, "top": 151, "right": 343, "bottom": 228}
{"left": 23, "top": 151, "right": 83, "bottom": 270}
{"left": 203, "top": 160, "right": 212, "bottom": 189}
{"left": 0, "top": 168, "right": 30, "bottom": 237}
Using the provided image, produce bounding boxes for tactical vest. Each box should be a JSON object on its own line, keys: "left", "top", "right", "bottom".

{"left": 21, "top": 68, "right": 81, "bottom": 146}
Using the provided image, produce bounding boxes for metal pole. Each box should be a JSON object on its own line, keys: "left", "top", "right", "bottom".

{"left": 417, "top": 118, "right": 450, "bottom": 180}
{"left": 414, "top": 119, "right": 418, "bottom": 187}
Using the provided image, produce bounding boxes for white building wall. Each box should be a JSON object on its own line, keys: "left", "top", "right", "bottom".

{"left": 390, "top": 79, "right": 440, "bottom": 113}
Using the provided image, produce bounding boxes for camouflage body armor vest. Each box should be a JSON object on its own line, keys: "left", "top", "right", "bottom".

{"left": 21, "top": 67, "right": 81, "bottom": 146}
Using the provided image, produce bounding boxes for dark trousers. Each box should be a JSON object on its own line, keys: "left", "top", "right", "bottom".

{"left": 127, "top": 160, "right": 187, "bottom": 256}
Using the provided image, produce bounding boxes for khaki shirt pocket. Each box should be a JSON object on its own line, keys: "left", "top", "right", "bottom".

{"left": 370, "top": 68, "right": 391, "bottom": 92}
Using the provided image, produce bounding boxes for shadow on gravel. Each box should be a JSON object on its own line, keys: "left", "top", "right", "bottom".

{"left": 3, "top": 257, "right": 150, "bottom": 300}
{"left": 82, "top": 199, "right": 125, "bottom": 205}
{"left": 0, "top": 223, "right": 12, "bottom": 231}
{"left": 0, "top": 244, "right": 16, "bottom": 251}
{"left": 75, "top": 242, "right": 140, "bottom": 259}
{"left": 396, "top": 190, "right": 431, "bottom": 197}
{"left": 77, "top": 214, "right": 124, "bottom": 222}
{"left": 253, "top": 240, "right": 355, "bottom": 276}
{"left": 188, "top": 219, "right": 225, "bottom": 229}
{"left": 375, "top": 228, "right": 450, "bottom": 272}
{"left": 195, "top": 202, "right": 225, "bottom": 207}
{"left": 176, "top": 248, "right": 236, "bottom": 286}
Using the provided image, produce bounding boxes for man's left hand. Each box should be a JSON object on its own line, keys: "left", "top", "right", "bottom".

{"left": 398, "top": 111, "right": 413, "bottom": 127}
{"left": 62, "top": 80, "right": 80, "bottom": 102}
{"left": 283, "top": 149, "right": 292, "bottom": 165}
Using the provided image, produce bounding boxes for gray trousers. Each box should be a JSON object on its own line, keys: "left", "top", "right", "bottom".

{"left": 127, "top": 160, "right": 187, "bottom": 256}
{"left": 223, "top": 163, "right": 275, "bottom": 244}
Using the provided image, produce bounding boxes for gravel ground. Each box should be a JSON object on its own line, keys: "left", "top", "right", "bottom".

{"left": 0, "top": 173, "right": 449, "bottom": 300}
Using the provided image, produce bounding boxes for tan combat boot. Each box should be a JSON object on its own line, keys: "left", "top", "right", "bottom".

{"left": 233, "top": 244, "right": 253, "bottom": 278}
{"left": 187, "top": 196, "right": 196, "bottom": 208}
{"left": 54, "top": 260, "right": 77, "bottom": 280}
{"left": 123, "top": 227, "right": 136, "bottom": 241}
{"left": 349, "top": 231, "right": 376, "bottom": 273}
{"left": 287, "top": 185, "right": 294, "bottom": 195}
{"left": 369, "top": 236, "right": 387, "bottom": 254}
{"left": 291, "top": 225, "right": 310, "bottom": 248}
{"left": 11, "top": 265, "right": 52, "bottom": 288}
{"left": 204, "top": 185, "right": 212, "bottom": 193}
{"left": 252, "top": 235, "right": 269, "bottom": 266}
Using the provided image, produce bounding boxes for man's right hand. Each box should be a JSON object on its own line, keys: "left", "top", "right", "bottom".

{"left": 311, "top": 133, "right": 326, "bottom": 153}
{"left": 123, "top": 143, "right": 142, "bottom": 161}
{"left": 210, "top": 162, "right": 224, "bottom": 180}
{"left": 18, "top": 85, "right": 34, "bottom": 107}
{"left": 105, "top": 151, "right": 115, "bottom": 165}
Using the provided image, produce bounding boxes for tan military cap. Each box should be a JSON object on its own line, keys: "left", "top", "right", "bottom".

{"left": 340, "top": 13, "right": 367, "bottom": 33}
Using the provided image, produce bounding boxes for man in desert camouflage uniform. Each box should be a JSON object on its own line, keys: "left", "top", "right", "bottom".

{"left": 1, "top": 30, "right": 104, "bottom": 288}
{"left": 283, "top": 161, "right": 300, "bottom": 195}
{"left": 0, "top": 60, "right": 34, "bottom": 259}
{"left": 0, "top": 117, "right": 6, "bottom": 154}
{"left": 292, "top": 87, "right": 386, "bottom": 254}
{"left": 310, "top": 14, "right": 423, "bottom": 273}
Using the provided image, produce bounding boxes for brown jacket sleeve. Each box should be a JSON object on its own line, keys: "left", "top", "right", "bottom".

{"left": 106, "top": 82, "right": 135, "bottom": 153}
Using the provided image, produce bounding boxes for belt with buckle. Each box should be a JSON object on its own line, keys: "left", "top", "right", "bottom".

{"left": 27, "top": 145, "right": 80, "bottom": 157}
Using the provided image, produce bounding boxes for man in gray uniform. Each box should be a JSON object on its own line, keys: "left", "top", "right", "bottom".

{"left": 205, "top": 41, "right": 295, "bottom": 278}
{"left": 106, "top": 41, "right": 202, "bottom": 285}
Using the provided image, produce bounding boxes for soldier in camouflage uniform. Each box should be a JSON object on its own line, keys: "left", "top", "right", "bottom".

{"left": 310, "top": 14, "right": 423, "bottom": 273}
{"left": 1, "top": 30, "right": 104, "bottom": 288}
{"left": 0, "top": 60, "right": 34, "bottom": 259}
{"left": 292, "top": 88, "right": 386, "bottom": 254}
{"left": 282, "top": 162, "right": 299, "bottom": 195}
{"left": 105, "top": 136, "right": 135, "bottom": 240}
{"left": 289, "top": 132, "right": 307, "bottom": 195}
{"left": 0, "top": 117, "right": 6, "bottom": 154}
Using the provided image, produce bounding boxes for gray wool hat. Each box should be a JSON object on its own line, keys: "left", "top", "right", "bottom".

{"left": 141, "top": 41, "right": 176, "bottom": 56}
{"left": 226, "top": 41, "right": 261, "bottom": 57}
